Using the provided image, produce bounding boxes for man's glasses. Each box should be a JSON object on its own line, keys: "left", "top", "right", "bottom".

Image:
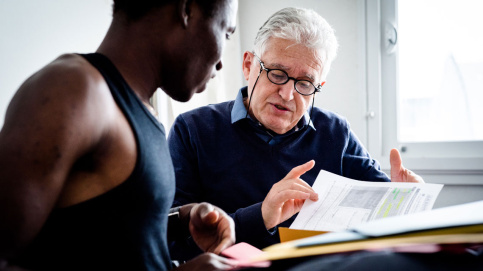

{"left": 254, "top": 54, "right": 322, "bottom": 96}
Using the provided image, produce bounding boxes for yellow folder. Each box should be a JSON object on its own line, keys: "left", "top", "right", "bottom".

{"left": 278, "top": 227, "right": 328, "bottom": 243}
{"left": 254, "top": 200, "right": 483, "bottom": 262}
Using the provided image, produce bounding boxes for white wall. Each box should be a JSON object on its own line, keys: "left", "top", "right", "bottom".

{"left": 0, "top": 0, "right": 112, "bottom": 128}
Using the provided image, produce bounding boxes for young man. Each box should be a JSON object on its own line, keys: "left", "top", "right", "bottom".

{"left": 0, "top": 0, "right": 238, "bottom": 270}
{"left": 168, "top": 7, "right": 423, "bottom": 257}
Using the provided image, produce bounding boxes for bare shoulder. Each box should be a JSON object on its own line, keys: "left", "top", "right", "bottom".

{"left": 32, "top": 53, "right": 101, "bottom": 87}
{"left": 4, "top": 53, "right": 116, "bottom": 134}
{"left": 21, "top": 53, "right": 109, "bottom": 104}
{"left": 0, "top": 53, "right": 118, "bottom": 168}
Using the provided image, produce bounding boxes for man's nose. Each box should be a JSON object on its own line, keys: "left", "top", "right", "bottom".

{"left": 211, "top": 60, "right": 223, "bottom": 79}
{"left": 216, "top": 60, "right": 223, "bottom": 71}
{"left": 278, "top": 81, "right": 295, "bottom": 101}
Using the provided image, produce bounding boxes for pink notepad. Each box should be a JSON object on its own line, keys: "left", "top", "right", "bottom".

{"left": 221, "top": 242, "right": 271, "bottom": 268}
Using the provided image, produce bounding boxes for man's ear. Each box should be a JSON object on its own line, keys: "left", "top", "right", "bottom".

{"left": 177, "top": 0, "right": 193, "bottom": 28}
{"left": 242, "top": 51, "right": 254, "bottom": 81}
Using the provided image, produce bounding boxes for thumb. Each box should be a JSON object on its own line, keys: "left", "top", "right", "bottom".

{"left": 285, "top": 160, "right": 315, "bottom": 179}
{"left": 390, "top": 148, "right": 402, "bottom": 179}
{"left": 191, "top": 203, "right": 218, "bottom": 228}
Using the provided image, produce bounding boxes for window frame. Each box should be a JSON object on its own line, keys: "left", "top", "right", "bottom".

{"left": 365, "top": 0, "right": 483, "bottom": 183}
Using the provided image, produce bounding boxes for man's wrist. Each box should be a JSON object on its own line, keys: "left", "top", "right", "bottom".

{"left": 178, "top": 204, "right": 195, "bottom": 226}
{"left": 168, "top": 206, "right": 191, "bottom": 241}
{"left": 169, "top": 206, "right": 181, "bottom": 218}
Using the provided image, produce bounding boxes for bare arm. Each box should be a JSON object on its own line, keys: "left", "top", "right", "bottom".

{"left": 0, "top": 55, "right": 110, "bottom": 260}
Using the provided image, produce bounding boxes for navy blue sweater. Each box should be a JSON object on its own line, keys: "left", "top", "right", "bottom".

{"left": 168, "top": 87, "right": 389, "bottom": 252}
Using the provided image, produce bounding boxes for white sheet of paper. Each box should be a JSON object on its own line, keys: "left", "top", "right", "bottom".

{"left": 290, "top": 170, "right": 443, "bottom": 232}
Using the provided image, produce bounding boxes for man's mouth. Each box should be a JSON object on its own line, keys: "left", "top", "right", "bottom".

{"left": 274, "top": 104, "right": 289, "bottom": 111}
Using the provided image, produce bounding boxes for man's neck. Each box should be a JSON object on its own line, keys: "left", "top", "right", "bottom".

{"left": 96, "top": 17, "right": 165, "bottom": 104}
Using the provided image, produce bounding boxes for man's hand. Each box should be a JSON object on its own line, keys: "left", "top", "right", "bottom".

{"left": 390, "top": 148, "right": 424, "bottom": 183}
{"left": 173, "top": 253, "right": 237, "bottom": 271}
{"left": 188, "top": 203, "right": 235, "bottom": 255}
{"left": 261, "top": 160, "right": 318, "bottom": 230}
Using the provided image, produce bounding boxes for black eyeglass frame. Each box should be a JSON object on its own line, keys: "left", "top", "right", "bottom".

{"left": 254, "top": 54, "right": 322, "bottom": 96}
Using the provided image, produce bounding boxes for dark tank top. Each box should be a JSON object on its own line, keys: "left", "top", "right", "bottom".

{"left": 14, "top": 53, "right": 175, "bottom": 270}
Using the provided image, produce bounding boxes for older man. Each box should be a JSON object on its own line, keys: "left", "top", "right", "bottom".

{"left": 168, "top": 7, "right": 423, "bottom": 257}
{"left": 0, "top": 0, "right": 238, "bottom": 270}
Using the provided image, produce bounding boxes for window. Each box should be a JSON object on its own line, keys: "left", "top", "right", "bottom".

{"left": 366, "top": 0, "right": 483, "bottom": 175}
{"left": 398, "top": 0, "right": 483, "bottom": 143}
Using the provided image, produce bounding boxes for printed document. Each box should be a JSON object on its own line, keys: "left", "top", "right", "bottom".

{"left": 290, "top": 170, "right": 443, "bottom": 232}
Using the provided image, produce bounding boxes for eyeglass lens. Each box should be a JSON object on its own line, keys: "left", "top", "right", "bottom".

{"left": 266, "top": 69, "right": 316, "bottom": 95}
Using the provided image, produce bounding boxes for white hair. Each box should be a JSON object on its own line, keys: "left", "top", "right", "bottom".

{"left": 253, "top": 7, "right": 339, "bottom": 80}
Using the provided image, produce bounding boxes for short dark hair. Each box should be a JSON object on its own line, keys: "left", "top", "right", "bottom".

{"left": 113, "top": 0, "right": 223, "bottom": 21}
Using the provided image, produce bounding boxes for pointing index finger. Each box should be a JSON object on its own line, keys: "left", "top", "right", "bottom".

{"left": 285, "top": 160, "right": 315, "bottom": 180}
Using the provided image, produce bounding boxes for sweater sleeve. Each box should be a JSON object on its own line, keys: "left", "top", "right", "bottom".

{"left": 167, "top": 116, "right": 205, "bottom": 261}
{"left": 230, "top": 202, "right": 278, "bottom": 248}
{"left": 168, "top": 115, "right": 202, "bottom": 207}
{"left": 342, "top": 129, "right": 390, "bottom": 182}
